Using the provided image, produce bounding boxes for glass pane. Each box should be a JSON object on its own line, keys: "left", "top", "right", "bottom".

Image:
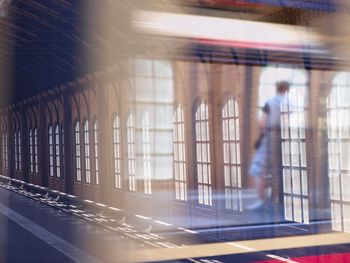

{"left": 281, "top": 114, "right": 289, "bottom": 139}
{"left": 344, "top": 205, "right": 350, "bottom": 233}
{"left": 341, "top": 141, "right": 350, "bottom": 170}
{"left": 284, "top": 196, "right": 293, "bottom": 221}
{"left": 331, "top": 202, "right": 342, "bottom": 231}
{"left": 293, "top": 196, "right": 302, "bottom": 223}
{"left": 292, "top": 169, "right": 301, "bottom": 195}
{"left": 290, "top": 141, "right": 300, "bottom": 167}
{"left": 302, "top": 198, "right": 309, "bottom": 224}
{"left": 282, "top": 141, "right": 290, "bottom": 166}
{"left": 342, "top": 173, "right": 350, "bottom": 201}
{"left": 301, "top": 170, "right": 308, "bottom": 196}
{"left": 283, "top": 169, "right": 291, "bottom": 194}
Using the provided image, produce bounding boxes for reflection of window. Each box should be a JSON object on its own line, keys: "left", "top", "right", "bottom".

{"left": 14, "top": 131, "right": 21, "bottom": 171}
{"left": 134, "top": 59, "right": 173, "bottom": 104}
{"left": 94, "top": 120, "right": 99, "bottom": 185}
{"left": 259, "top": 66, "right": 309, "bottom": 224}
{"left": 134, "top": 58, "right": 174, "bottom": 183}
{"left": 222, "top": 96, "right": 242, "bottom": 211}
{"left": 195, "top": 101, "right": 212, "bottom": 206}
{"left": 327, "top": 72, "right": 350, "bottom": 233}
{"left": 49, "top": 125, "right": 62, "bottom": 178}
{"left": 48, "top": 126, "right": 54, "bottom": 177}
{"left": 60, "top": 126, "right": 64, "bottom": 178}
{"left": 127, "top": 114, "right": 136, "bottom": 191}
{"left": 55, "top": 125, "right": 61, "bottom": 178}
{"left": 173, "top": 104, "right": 187, "bottom": 201}
{"left": 19, "top": 132, "right": 21, "bottom": 171}
{"left": 14, "top": 132, "right": 16, "bottom": 169}
{"left": 34, "top": 129, "right": 38, "bottom": 174}
{"left": 29, "top": 129, "right": 34, "bottom": 173}
{"left": 142, "top": 112, "right": 152, "bottom": 194}
{"left": 84, "top": 121, "right": 91, "bottom": 183}
{"left": 74, "top": 122, "right": 81, "bottom": 182}
{"left": 113, "top": 115, "right": 122, "bottom": 189}
{"left": 2, "top": 132, "right": 8, "bottom": 169}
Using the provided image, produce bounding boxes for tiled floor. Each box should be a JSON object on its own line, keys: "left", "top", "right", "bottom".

{"left": 0, "top": 185, "right": 349, "bottom": 263}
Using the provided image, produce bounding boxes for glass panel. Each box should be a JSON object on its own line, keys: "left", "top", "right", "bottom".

{"left": 331, "top": 202, "right": 342, "bottom": 231}
{"left": 292, "top": 169, "right": 301, "bottom": 195}
{"left": 301, "top": 170, "right": 308, "bottom": 196}
{"left": 302, "top": 198, "right": 309, "bottom": 224}
{"left": 282, "top": 141, "right": 290, "bottom": 166}
{"left": 327, "top": 73, "right": 350, "bottom": 233}
{"left": 339, "top": 109, "right": 350, "bottom": 138}
{"left": 225, "top": 188, "right": 231, "bottom": 209}
{"left": 342, "top": 173, "right": 350, "bottom": 201}
{"left": 283, "top": 169, "right": 291, "bottom": 194}
{"left": 281, "top": 114, "right": 289, "bottom": 139}
{"left": 221, "top": 97, "right": 241, "bottom": 211}
{"left": 344, "top": 205, "right": 350, "bottom": 233}
{"left": 300, "top": 142, "right": 307, "bottom": 167}
{"left": 290, "top": 141, "right": 300, "bottom": 167}
{"left": 284, "top": 196, "right": 293, "bottom": 221}
{"left": 341, "top": 141, "right": 350, "bottom": 170}
{"left": 236, "top": 143, "right": 241, "bottom": 164}
{"left": 230, "top": 119, "right": 236, "bottom": 141}
{"left": 293, "top": 196, "right": 302, "bottom": 223}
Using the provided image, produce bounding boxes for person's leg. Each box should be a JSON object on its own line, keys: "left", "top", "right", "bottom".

{"left": 247, "top": 176, "right": 265, "bottom": 209}
{"left": 257, "top": 176, "right": 265, "bottom": 201}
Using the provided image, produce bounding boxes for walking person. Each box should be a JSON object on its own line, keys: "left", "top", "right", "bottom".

{"left": 248, "top": 80, "right": 290, "bottom": 209}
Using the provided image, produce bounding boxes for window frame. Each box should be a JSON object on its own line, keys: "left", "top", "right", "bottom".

{"left": 259, "top": 66, "right": 309, "bottom": 224}
{"left": 93, "top": 119, "right": 99, "bottom": 185}
{"left": 127, "top": 113, "right": 136, "bottom": 192}
{"left": 48, "top": 125, "right": 54, "bottom": 177}
{"left": 113, "top": 114, "right": 122, "bottom": 189}
{"left": 142, "top": 112, "right": 152, "bottom": 195}
{"left": 55, "top": 124, "right": 61, "bottom": 178}
{"left": 221, "top": 95, "right": 242, "bottom": 211}
{"left": 2, "top": 128, "right": 8, "bottom": 169}
{"left": 74, "top": 121, "right": 82, "bottom": 182}
{"left": 327, "top": 72, "right": 350, "bottom": 233}
{"left": 83, "top": 120, "right": 91, "bottom": 184}
{"left": 173, "top": 104, "right": 187, "bottom": 202}
{"left": 194, "top": 100, "right": 212, "bottom": 206}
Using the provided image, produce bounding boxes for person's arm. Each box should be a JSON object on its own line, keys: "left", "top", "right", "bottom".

{"left": 259, "top": 102, "right": 269, "bottom": 132}
{"left": 254, "top": 104, "right": 269, "bottom": 149}
{"left": 258, "top": 111, "right": 268, "bottom": 132}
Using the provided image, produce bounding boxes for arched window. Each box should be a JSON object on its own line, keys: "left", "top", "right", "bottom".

{"left": 127, "top": 113, "right": 136, "bottom": 191}
{"left": 142, "top": 112, "right": 152, "bottom": 194}
{"left": 259, "top": 66, "right": 309, "bottom": 223}
{"left": 113, "top": 115, "right": 122, "bottom": 189}
{"left": 29, "top": 129, "right": 34, "bottom": 173}
{"left": 14, "top": 132, "right": 17, "bottom": 170}
{"left": 84, "top": 120, "right": 91, "bottom": 183}
{"left": 173, "top": 104, "right": 187, "bottom": 201}
{"left": 55, "top": 125, "right": 61, "bottom": 178}
{"left": 222, "top": 96, "right": 242, "bottom": 211}
{"left": 29, "top": 128, "right": 38, "bottom": 174}
{"left": 48, "top": 125, "right": 54, "bottom": 177}
{"left": 2, "top": 127, "right": 8, "bottom": 169}
{"left": 327, "top": 72, "right": 350, "bottom": 233}
{"left": 93, "top": 120, "right": 99, "bottom": 185}
{"left": 74, "top": 122, "right": 81, "bottom": 182}
{"left": 60, "top": 126, "right": 64, "bottom": 178}
{"left": 34, "top": 128, "right": 38, "bottom": 174}
{"left": 4, "top": 132, "right": 7, "bottom": 169}
{"left": 18, "top": 132, "right": 21, "bottom": 171}
{"left": 195, "top": 101, "right": 212, "bottom": 206}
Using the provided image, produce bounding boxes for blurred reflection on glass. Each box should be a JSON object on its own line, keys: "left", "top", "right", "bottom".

{"left": 327, "top": 72, "right": 350, "bottom": 233}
